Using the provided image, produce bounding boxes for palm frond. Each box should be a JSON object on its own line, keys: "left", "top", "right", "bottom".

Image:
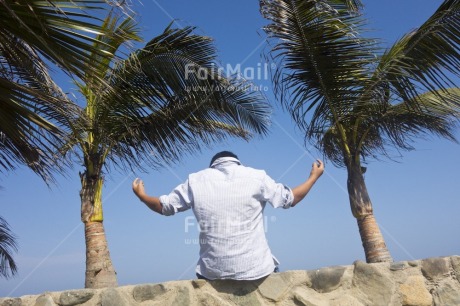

{"left": 260, "top": 0, "right": 378, "bottom": 133}
{"left": 0, "top": 216, "right": 18, "bottom": 279}
{"left": 85, "top": 12, "right": 143, "bottom": 83}
{"left": 0, "top": 0, "right": 120, "bottom": 80}
{"left": 0, "top": 83, "right": 68, "bottom": 181}
{"left": 334, "top": 88, "right": 460, "bottom": 165}
{"left": 371, "top": 0, "right": 460, "bottom": 106}
{"left": 377, "top": 88, "right": 460, "bottom": 148}
{"left": 0, "top": 33, "right": 76, "bottom": 181}
{"left": 105, "top": 103, "right": 252, "bottom": 171}
{"left": 342, "top": 0, "right": 363, "bottom": 11}
{"left": 321, "top": 0, "right": 364, "bottom": 13}
{"left": 0, "top": 0, "right": 131, "bottom": 181}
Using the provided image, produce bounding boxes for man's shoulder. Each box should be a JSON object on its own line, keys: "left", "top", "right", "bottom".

{"left": 234, "top": 165, "right": 267, "bottom": 179}
{"left": 187, "top": 167, "right": 219, "bottom": 181}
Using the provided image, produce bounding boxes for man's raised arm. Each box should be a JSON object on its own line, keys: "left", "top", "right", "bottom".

{"left": 132, "top": 178, "right": 163, "bottom": 214}
{"left": 291, "top": 160, "right": 324, "bottom": 207}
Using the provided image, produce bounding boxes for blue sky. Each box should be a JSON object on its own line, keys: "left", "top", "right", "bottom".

{"left": 1, "top": 0, "right": 459, "bottom": 297}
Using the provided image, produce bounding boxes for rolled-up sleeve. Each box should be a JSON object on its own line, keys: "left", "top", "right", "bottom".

{"left": 159, "top": 180, "right": 193, "bottom": 216}
{"left": 260, "top": 173, "right": 294, "bottom": 209}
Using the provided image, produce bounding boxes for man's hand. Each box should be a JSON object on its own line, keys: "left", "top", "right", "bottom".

{"left": 132, "top": 178, "right": 145, "bottom": 198}
{"left": 132, "top": 178, "right": 163, "bottom": 214}
{"left": 310, "top": 159, "right": 324, "bottom": 179}
{"left": 291, "top": 159, "right": 324, "bottom": 206}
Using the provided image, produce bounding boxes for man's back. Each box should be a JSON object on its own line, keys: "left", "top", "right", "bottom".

{"left": 184, "top": 157, "right": 293, "bottom": 280}
{"left": 189, "top": 158, "right": 274, "bottom": 280}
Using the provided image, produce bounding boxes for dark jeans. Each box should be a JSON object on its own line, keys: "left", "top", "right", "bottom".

{"left": 196, "top": 273, "right": 209, "bottom": 280}
{"left": 196, "top": 267, "right": 279, "bottom": 280}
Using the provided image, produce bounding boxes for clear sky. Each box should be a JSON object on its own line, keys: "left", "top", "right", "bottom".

{"left": 1, "top": 0, "right": 459, "bottom": 297}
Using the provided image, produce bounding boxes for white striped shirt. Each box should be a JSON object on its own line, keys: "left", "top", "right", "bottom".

{"left": 159, "top": 157, "right": 294, "bottom": 280}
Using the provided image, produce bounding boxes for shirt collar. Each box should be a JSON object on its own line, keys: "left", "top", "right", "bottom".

{"left": 210, "top": 157, "right": 241, "bottom": 168}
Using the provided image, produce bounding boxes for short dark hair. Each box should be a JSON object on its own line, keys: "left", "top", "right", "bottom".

{"left": 210, "top": 151, "right": 238, "bottom": 167}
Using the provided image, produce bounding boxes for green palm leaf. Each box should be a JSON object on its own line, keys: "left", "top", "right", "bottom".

{"left": 377, "top": 88, "right": 460, "bottom": 149}
{"left": 0, "top": 216, "right": 18, "bottom": 279}
{"left": 0, "top": 35, "right": 73, "bottom": 180}
{"left": 0, "top": 0, "right": 125, "bottom": 181}
{"left": 0, "top": 0, "right": 116, "bottom": 79}
{"left": 260, "top": 0, "right": 377, "bottom": 135}
{"left": 85, "top": 11, "right": 142, "bottom": 83}
{"left": 370, "top": 0, "right": 460, "bottom": 105}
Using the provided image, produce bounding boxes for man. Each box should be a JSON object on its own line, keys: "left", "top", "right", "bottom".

{"left": 132, "top": 151, "right": 324, "bottom": 280}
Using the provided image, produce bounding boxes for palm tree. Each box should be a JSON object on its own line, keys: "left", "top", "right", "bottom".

{"left": 1, "top": 0, "right": 129, "bottom": 279}
{"left": 63, "top": 14, "right": 271, "bottom": 288}
{"left": 0, "top": 0, "right": 123, "bottom": 181}
{"left": 260, "top": 0, "right": 460, "bottom": 263}
{"left": 0, "top": 216, "right": 18, "bottom": 279}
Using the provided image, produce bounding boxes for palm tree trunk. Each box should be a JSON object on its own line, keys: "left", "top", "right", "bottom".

{"left": 347, "top": 162, "right": 393, "bottom": 263}
{"left": 84, "top": 221, "right": 117, "bottom": 288}
{"left": 80, "top": 172, "right": 117, "bottom": 288}
{"left": 356, "top": 214, "right": 392, "bottom": 263}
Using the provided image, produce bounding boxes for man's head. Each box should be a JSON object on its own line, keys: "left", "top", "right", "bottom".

{"left": 210, "top": 151, "right": 238, "bottom": 167}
